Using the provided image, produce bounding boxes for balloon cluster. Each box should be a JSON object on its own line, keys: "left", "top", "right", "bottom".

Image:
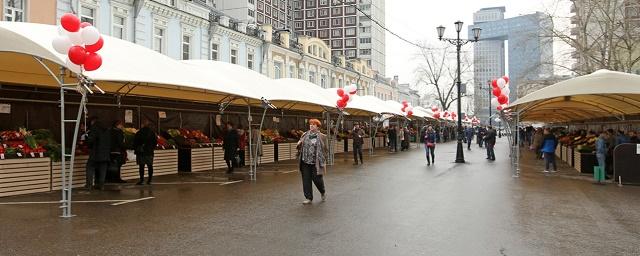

{"left": 431, "top": 106, "right": 441, "bottom": 119}
{"left": 490, "top": 76, "right": 510, "bottom": 111}
{"left": 52, "top": 13, "right": 104, "bottom": 73}
{"left": 401, "top": 100, "right": 413, "bottom": 117}
{"left": 471, "top": 116, "right": 480, "bottom": 125}
{"left": 336, "top": 84, "right": 357, "bottom": 109}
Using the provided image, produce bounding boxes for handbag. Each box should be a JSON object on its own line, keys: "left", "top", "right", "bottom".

{"left": 426, "top": 142, "right": 435, "bottom": 148}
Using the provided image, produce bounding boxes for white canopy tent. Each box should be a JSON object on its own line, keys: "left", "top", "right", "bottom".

{"left": 509, "top": 70, "right": 640, "bottom": 123}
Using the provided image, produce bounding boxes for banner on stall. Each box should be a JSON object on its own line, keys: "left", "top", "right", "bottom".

{"left": 158, "top": 111, "right": 167, "bottom": 119}
{"left": 125, "top": 110, "right": 133, "bottom": 123}
{"left": 0, "top": 104, "right": 10, "bottom": 114}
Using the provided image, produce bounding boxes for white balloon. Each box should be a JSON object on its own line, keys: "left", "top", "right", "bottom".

{"left": 65, "top": 57, "right": 82, "bottom": 74}
{"left": 491, "top": 98, "right": 499, "bottom": 106}
{"left": 81, "top": 26, "right": 101, "bottom": 45}
{"left": 406, "top": 106, "right": 413, "bottom": 112}
{"left": 52, "top": 36, "right": 72, "bottom": 54}
{"left": 349, "top": 85, "right": 357, "bottom": 93}
{"left": 497, "top": 78, "right": 506, "bottom": 89}
{"left": 502, "top": 87, "right": 511, "bottom": 96}
{"left": 67, "top": 30, "right": 84, "bottom": 45}
{"left": 347, "top": 94, "right": 354, "bottom": 103}
{"left": 57, "top": 26, "right": 67, "bottom": 36}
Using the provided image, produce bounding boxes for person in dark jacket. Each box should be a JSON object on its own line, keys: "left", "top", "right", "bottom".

{"left": 477, "top": 127, "right": 486, "bottom": 148}
{"left": 629, "top": 131, "right": 639, "bottom": 143}
{"left": 540, "top": 128, "right": 558, "bottom": 173}
{"left": 464, "top": 126, "right": 474, "bottom": 150}
{"left": 134, "top": 119, "right": 157, "bottom": 185}
{"left": 424, "top": 126, "right": 437, "bottom": 166}
{"left": 352, "top": 123, "right": 365, "bottom": 165}
{"left": 107, "top": 120, "right": 127, "bottom": 183}
{"left": 484, "top": 126, "right": 497, "bottom": 161}
{"left": 85, "top": 118, "right": 112, "bottom": 190}
{"left": 223, "top": 122, "right": 239, "bottom": 174}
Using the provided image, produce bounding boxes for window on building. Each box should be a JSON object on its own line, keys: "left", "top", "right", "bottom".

{"left": 345, "top": 38, "right": 356, "bottom": 47}
{"left": 295, "top": 21, "right": 303, "bottom": 29}
{"left": 320, "top": 0, "right": 328, "bottom": 6}
{"left": 266, "top": 5, "right": 271, "bottom": 14}
{"left": 345, "top": 27, "right": 356, "bottom": 36}
{"left": 112, "top": 15, "right": 125, "bottom": 39}
{"left": 332, "top": 7, "right": 342, "bottom": 15}
{"left": 320, "top": 74, "right": 327, "bottom": 88}
{"left": 346, "top": 49, "right": 356, "bottom": 58}
{"left": 247, "top": 53, "right": 254, "bottom": 69}
{"left": 258, "top": 13, "right": 264, "bottom": 23}
{"left": 319, "top": 19, "right": 329, "bottom": 28}
{"left": 331, "top": 28, "right": 342, "bottom": 37}
{"left": 249, "top": 0, "right": 255, "bottom": 4}
{"left": 360, "top": 37, "right": 371, "bottom": 44}
{"left": 248, "top": 9, "right": 255, "bottom": 17}
{"left": 359, "top": 49, "right": 371, "bottom": 55}
{"left": 274, "top": 62, "right": 282, "bottom": 79}
{"left": 309, "top": 71, "right": 316, "bottom": 84}
{"left": 170, "top": 0, "right": 177, "bottom": 6}
{"left": 319, "top": 30, "right": 329, "bottom": 38}
{"left": 361, "top": 27, "right": 370, "bottom": 33}
{"left": 4, "top": 0, "right": 25, "bottom": 22}
{"left": 298, "top": 68, "right": 305, "bottom": 79}
{"left": 231, "top": 49, "right": 238, "bottom": 64}
{"left": 289, "top": 66, "right": 295, "bottom": 78}
{"left": 332, "top": 39, "right": 342, "bottom": 48}
{"left": 182, "top": 35, "right": 191, "bottom": 60}
{"left": 345, "top": 5, "right": 356, "bottom": 14}
{"left": 306, "top": 20, "right": 315, "bottom": 28}
{"left": 360, "top": 16, "right": 371, "bottom": 22}
{"left": 80, "top": 6, "right": 95, "bottom": 25}
{"left": 294, "top": 0, "right": 301, "bottom": 9}
{"left": 153, "top": 27, "right": 165, "bottom": 53}
{"left": 211, "top": 43, "right": 219, "bottom": 60}
{"left": 331, "top": 18, "right": 342, "bottom": 26}
{"left": 306, "top": 10, "right": 315, "bottom": 18}
{"left": 345, "top": 16, "right": 356, "bottom": 25}
{"left": 359, "top": 4, "right": 370, "bottom": 11}
{"left": 294, "top": 11, "right": 302, "bottom": 19}
{"left": 306, "top": 0, "right": 315, "bottom": 7}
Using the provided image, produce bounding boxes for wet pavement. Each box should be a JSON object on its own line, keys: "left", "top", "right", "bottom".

{"left": 1, "top": 139, "right": 640, "bottom": 256}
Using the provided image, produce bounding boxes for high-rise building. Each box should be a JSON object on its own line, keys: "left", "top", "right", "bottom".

{"left": 218, "top": 0, "right": 293, "bottom": 30}
{"left": 469, "top": 7, "right": 553, "bottom": 124}
{"left": 293, "top": 0, "right": 385, "bottom": 75}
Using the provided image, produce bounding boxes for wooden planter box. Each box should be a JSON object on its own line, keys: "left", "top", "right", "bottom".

{"left": 259, "top": 144, "right": 275, "bottom": 164}
{"left": 334, "top": 140, "right": 344, "bottom": 153}
{"left": 190, "top": 147, "right": 213, "bottom": 172}
{"left": 213, "top": 147, "right": 227, "bottom": 170}
{"left": 0, "top": 157, "right": 51, "bottom": 197}
{"left": 574, "top": 150, "right": 582, "bottom": 172}
{"left": 277, "top": 143, "right": 294, "bottom": 161}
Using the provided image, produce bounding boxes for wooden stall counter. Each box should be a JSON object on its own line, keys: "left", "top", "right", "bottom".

{"left": 0, "top": 157, "right": 51, "bottom": 197}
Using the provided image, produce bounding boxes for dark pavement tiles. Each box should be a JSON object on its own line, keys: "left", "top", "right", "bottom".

{"left": 1, "top": 139, "right": 639, "bottom": 256}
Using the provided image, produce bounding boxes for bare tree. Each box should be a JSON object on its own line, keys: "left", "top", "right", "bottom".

{"left": 544, "top": 0, "right": 640, "bottom": 75}
{"left": 414, "top": 45, "right": 474, "bottom": 112}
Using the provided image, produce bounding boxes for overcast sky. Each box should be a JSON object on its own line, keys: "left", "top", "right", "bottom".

{"left": 384, "top": 0, "right": 568, "bottom": 87}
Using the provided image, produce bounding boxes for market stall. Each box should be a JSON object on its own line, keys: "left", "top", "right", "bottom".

{"left": 509, "top": 70, "right": 640, "bottom": 180}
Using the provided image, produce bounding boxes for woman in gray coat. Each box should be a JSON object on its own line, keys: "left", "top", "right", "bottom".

{"left": 297, "top": 119, "right": 328, "bottom": 205}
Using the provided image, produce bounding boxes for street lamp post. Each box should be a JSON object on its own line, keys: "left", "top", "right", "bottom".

{"left": 437, "top": 21, "right": 481, "bottom": 163}
{"left": 487, "top": 80, "right": 492, "bottom": 126}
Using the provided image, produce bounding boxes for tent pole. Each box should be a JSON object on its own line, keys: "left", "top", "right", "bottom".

{"left": 514, "top": 110, "right": 521, "bottom": 178}
{"left": 254, "top": 106, "right": 268, "bottom": 181}
{"left": 247, "top": 103, "right": 254, "bottom": 181}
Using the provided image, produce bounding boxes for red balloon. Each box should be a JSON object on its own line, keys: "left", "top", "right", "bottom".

{"left": 341, "top": 94, "right": 350, "bottom": 102}
{"left": 497, "top": 105, "right": 503, "bottom": 111}
{"left": 433, "top": 113, "right": 440, "bottom": 119}
{"left": 491, "top": 79, "right": 498, "bottom": 88}
{"left": 61, "top": 13, "right": 81, "bottom": 32}
{"left": 492, "top": 87, "right": 502, "bottom": 97}
{"left": 407, "top": 111, "right": 413, "bottom": 116}
{"left": 401, "top": 107, "right": 406, "bottom": 112}
{"left": 80, "top": 22, "right": 92, "bottom": 28}
{"left": 83, "top": 52, "right": 102, "bottom": 71}
{"left": 337, "top": 88, "right": 345, "bottom": 97}
{"left": 503, "top": 76, "right": 509, "bottom": 84}
{"left": 498, "top": 94, "right": 508, "bottom": 105}
{"left": 68, "top": 46, "right": 87, "bottom": 65}
{"left": 337, "top": 100, "right": 347, "bottom": 108}
{"left": 85, "top": 36, "right": 103, "bottom": 53}
{"left": 349, "top": 90, "right": 357, "bottom": 95}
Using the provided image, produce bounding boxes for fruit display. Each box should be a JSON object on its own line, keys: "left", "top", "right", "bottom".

{"left": 0, "top": 128, "right": 55, "bottom": 160}
{"left": 167, "top": 128, "right": 211, "bottom": 148}
{"left": 261, "top": 129, "right": 285, "bottom": 144}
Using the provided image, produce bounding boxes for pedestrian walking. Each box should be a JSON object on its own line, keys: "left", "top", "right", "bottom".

{"left": 84, "top": 117, "right": 111, "bottom": 190}
{"left": 532, "top": 128, "right": 544, "bottom": 160}
{"left": 352, "top": 123, "right": 365, "bottom": 165}
{"left": 595, "top": 132, "right": 608, "bottom": 172}
{"left": 403, "top": 127, "right": 411, "bottom": 150}
{"left": 134, "top": 119, "right": 156, "bottom": 185}
{"left": 424, "top": 126, "right": 437, "bottom": 166}
{"left": 484, "top": 126, "right": 496, "bottom": 161}
{"left": 477, "top": 127, "right": 485, "bottom": 148}
{"left": 107, "top": 120, "right": 127, "bottom": 183}
{"left": 464, "top": 126, "right": 474, "bottom": 150}
{"left": 388, "top": 125, "right": 397, "bottom": 152}
{"left": 296, "top": 119, "right": 328, "bottom": 205}
{"left": 540, "top": 128, "right": 558, "bottom": 173}
{"left": 223, "top": 122, "right": 239, "bottom": 174}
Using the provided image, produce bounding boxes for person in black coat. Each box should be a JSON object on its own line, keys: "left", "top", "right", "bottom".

{"left": 223, "top": 122, "right": 239, "bottom": 174}
{"left": 85, "top": 118, "right": 112, "bottom": 190}
{"left": 134, "top": 119, "right": 157, "bottom": 185}
{"left": 107, "top": 120, "right": 127, "bottom": 183}
{"left": 484, "top": 126, "right": 497, "bottom": 161}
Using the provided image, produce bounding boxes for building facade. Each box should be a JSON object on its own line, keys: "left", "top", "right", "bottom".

{"left": 2, "top": 0, "right": 57, "bottom": 24}
{"left": 292, "top": 0, "right": 385, "bottom": 75}
{"left": 469, "top": 7, "right": 553, "bottom": 124}
{"left": 218, "top": 0, "right": 292, "bottom": 30}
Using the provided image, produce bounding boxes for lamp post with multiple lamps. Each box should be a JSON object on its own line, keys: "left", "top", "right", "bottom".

{"left": 437, "top": 21, "right": 481, "bottom": 163}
